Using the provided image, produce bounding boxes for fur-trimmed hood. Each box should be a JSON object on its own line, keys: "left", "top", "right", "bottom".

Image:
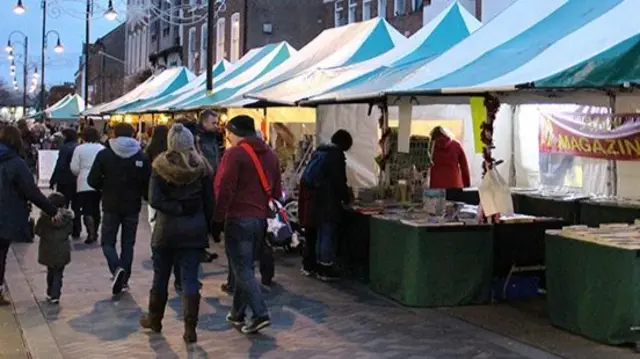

{"left": 153, "top": 150, "right": 210, "bottom": 185}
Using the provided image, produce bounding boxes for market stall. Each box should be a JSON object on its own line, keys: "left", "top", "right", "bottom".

{"left": 546, "top": 226, "right": 640, "bottom": 345}
{"left": 369, "top": 213, "right": 493, "bottom": 307}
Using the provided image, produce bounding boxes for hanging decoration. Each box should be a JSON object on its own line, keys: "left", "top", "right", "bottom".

{"left": 480, "top": 94, "right": 502, "bottom": 223}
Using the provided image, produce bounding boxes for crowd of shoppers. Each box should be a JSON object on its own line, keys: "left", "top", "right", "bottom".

{"left": 0, "top": 114, "right": 358, "bottom": 343}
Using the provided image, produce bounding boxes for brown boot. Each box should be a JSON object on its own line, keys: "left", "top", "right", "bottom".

{"left": 182, "top": 294, "right": 201, "bottom": 343}
{"left": 83, "top": 216, "right": 96, "bottom": 244}
{"left": 139, "top": 291, "right": 168, "bottom": 333}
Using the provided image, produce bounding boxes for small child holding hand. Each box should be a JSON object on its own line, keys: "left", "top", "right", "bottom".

{"left": 36, "top": 192, "right": 74, "bottom": 304}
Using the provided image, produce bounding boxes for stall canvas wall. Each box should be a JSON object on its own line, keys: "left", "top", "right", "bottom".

{"left": 315, "top": 103, "right": 513, "bottom": 189}
{"left": 316, "top": 104, "right": 379, "bottom": 188}
{"left": 614, "top": 96, "right": 640, "bottom": 199}
{"left": 513, "top": 104, "right": 611, "bottom": 196}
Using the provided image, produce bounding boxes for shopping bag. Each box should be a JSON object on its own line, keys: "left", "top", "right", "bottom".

{"left": 478, "top": 168, "right": 514, "bottom": 216}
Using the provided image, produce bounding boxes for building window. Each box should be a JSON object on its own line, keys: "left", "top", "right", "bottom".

{"left": 378, "top": 0, "right": 387, "bottom": 18}
{"left": 200, "top": 24, "right": 207, "bottom": 72}
{"left": 230, "top": 12, "right": 240, "bottom": 62}
{"left": 216, "top": 17, "right": 226, "bottom": 62}
{"left": 363, "top": 0, "right": 372, "bottom": 20}
{"left": 188, "top": 27, "right": 197, "bottom": 72}
{"left": 348, "top": 0, "right": 357, "bottom": 23}
{"left": 411, "top": 0, "right": 424, "bottom": 11}
{"left": 394, "top": 0, "right": 406, "bottom": 15}
{"left": 335, "top": 0, "right": 346, "bottom": 27}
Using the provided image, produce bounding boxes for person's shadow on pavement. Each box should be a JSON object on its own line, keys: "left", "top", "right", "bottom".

{"left": 68, "top": 297, "right": 143, "bottom": 341}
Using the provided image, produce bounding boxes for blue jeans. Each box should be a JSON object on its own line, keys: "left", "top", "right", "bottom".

{"left": 151, "top": 248, "right": 201, "bottom": 297}
{"left": 101, "top": 212, "right": 139, "bottom": 284}
{"left": 225, "top": 218, "right": 268, "bottom": 319}
{"left": 316, "top": 221, "right": 337, "bottom": 266}
{"left": 46, "top": 266, "right": 65, "bottom": 299}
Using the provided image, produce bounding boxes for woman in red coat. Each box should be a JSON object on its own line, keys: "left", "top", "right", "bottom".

{"left": 428, "top": 126, "right": 471, "bottom": 189}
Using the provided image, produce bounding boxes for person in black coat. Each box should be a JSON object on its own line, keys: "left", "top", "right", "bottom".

{"left": 88, "top": 123, "right": 151, "bottom": 296}
{"left": 140, "top": 123, "right": 213, "bottom": 344}
{"left": 0, "top": 126, "right": 60, "bottom": 306}
{"left": 50, "top": 129, "right": 81, "bottom": 238}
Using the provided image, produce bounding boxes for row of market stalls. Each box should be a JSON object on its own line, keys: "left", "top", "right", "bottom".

{"left": 82, "top": 0, "right": 640, "bottom": 349}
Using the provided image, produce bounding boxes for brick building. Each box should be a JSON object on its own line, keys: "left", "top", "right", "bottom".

{"left": 323, "top": 0, "right": 516, "bottom": 36}
{"left": 76, "top": 23, "right": 126, "bottom": 104}
{"left": 181, "top": 0, "right": 327, "bottom": 74}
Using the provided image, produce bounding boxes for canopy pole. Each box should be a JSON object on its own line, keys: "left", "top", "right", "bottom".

{"left": 609, "top": 93, "right": 618, "bottom": 197}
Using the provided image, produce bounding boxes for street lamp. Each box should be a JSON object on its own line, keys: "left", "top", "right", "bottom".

{"left": 13, "top": 0, "right": 25, "bottom": 15}
{"left": 104, "top": 0, "right": 118, "bottom": 21}
{"left": 5, "top": 40, "right": 13, "bottom": 53}
{"left": 9, "top": 60, "right": 16, "bottom": 72}
{"left": 7, "top": 51, "right": 14, "bottom": 61}
{"left": 54, "top": 38, "right": 64, "bottom": 53}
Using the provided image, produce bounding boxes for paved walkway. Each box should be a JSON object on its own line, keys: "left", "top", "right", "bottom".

{"left": 4, "top": 208, "right": 563, "bottom": 359}
{"left": 0, "top": 289, "right": 29, "bottom": 359}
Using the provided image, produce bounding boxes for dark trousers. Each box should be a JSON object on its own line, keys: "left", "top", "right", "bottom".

{"left": 101, "top": 212, "right": 139, "bottom": 284}
{"left": 302, "top": 228, "right": 318, "bottom": 272}
{"left": 46, "top": 266, "right": 65, "bottom": 299}
{"left": 226, "top": 238, "right": 274, "bottom": 289}
{"left": 77, "top": 191, "right": 102, "bottom": 229}
{"left": 0, "top": 241, "right": 9, "bottom": 288}
{"left": 56, "top": 183, "right": 81, "bottom": 237}
{"left": 226, "top": 218, "right": 268, "bottom": 319}
{"left": 151, "top": 247, "right": 201, "bottom": 297}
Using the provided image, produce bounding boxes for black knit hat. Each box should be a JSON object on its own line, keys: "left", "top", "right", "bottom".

{"left": 226, "top": 115, "right": 256, "bottom": 137}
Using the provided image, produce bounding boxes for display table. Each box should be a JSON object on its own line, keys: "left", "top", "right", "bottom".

{"left": 546, "top": 232, "right": 640, "bottom": 345}
{"left": 445, "top": 188, "right": 480, "bottom": 205}
{"left": 369, "top": 216, "right": 493, "bottom": 307}
{"left": 511, "top": 192, "right": 585, "bottom": 225}
{"left": 579, "top": 199, "right": 640, "bottom": 227}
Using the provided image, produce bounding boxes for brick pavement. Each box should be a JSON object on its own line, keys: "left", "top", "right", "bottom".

{"left": 0, "top": 289, "right": 29, "bottom": 359}
{"left": 5, "top": 208, "right": 562, "bottom": 359}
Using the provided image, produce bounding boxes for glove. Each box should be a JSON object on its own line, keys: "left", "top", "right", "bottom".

{"left": 212, "top": 221, "right": 224, "bottom": 241}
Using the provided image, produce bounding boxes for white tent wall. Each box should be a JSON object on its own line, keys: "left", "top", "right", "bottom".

{"left": 315, "top": 103, "right": 514, "bottom": 189}
{"left": 512, "top": 104, "right": 611, "bottom": 196}
{"left": 614, "top": 96, "right": 640, "bottom": 199}
{"left": 316, "top": 105, "right": 379, "bottom": 188}
{"left": 386, "top": 104, "right": 513, "bottom": 188}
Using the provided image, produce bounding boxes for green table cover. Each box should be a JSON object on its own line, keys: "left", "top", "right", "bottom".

{"left": 546, "top": 234, "right": 640, "bottom": 345}
{"left": 579, "top": 200, "right": 640, "bottom": 227}
{"left": 369, "top": 217, "right": 493, "bottom": 307}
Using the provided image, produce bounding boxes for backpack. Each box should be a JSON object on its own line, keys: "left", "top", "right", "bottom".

{"left": 240, "top": 143, "right": 293, "bottom": 246}
{"left": 301, "top": 150, "right": 328, "bottom": 189}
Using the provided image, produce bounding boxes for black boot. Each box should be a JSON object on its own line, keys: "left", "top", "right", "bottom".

{"left": 183, "top": 294, "right": 200, "bottom": 343}
{"left": 83, "top": 216, "right": 97, "bottom": 244}
{"left": 139, "top": 291, "right": 168, "bottom": 333}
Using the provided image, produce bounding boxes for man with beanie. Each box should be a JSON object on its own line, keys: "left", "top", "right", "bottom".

{"left": 299, "top": 129, "right": 352, "bottom": 281}
{"left": 88, "top": 123, "right": 151, "bottom": 296}
{"left": 214, "top": 115, "right": 281, "bottom": 334}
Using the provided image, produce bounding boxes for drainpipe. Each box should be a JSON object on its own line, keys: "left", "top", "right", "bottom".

{"left": 242, "top": 0, "right": 249, "bottom": 55}
{"left": 475, "top": 0, "right": 482, "bottom": 21}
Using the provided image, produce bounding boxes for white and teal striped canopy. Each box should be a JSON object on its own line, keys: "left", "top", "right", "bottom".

{"left": 387, "top": 0, "right": 640, "bottom": 99}
{"left": 170, "top": 42, "right": 295, "bottom": 111}
{"left": 223, "top": 17, "right": 404, "bottom": 107}
{"left": 47, "top": 94, "right": 87, "bottom": 120}
{"left": 304, "top": 1, "right": 480, "bottom": 104}
{"left": 29, "top": 94, "right": 88, "bottom": 121}
{"left": 82, "top": 66, "right": 194, "bottom": 116}
{"left": 118, "top": 60, "right": 230, "bottom": 114}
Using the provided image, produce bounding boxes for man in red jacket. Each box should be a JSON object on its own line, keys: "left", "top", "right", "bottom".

{"left": 213, "top": 115, "right": 281, "bottom": 335}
